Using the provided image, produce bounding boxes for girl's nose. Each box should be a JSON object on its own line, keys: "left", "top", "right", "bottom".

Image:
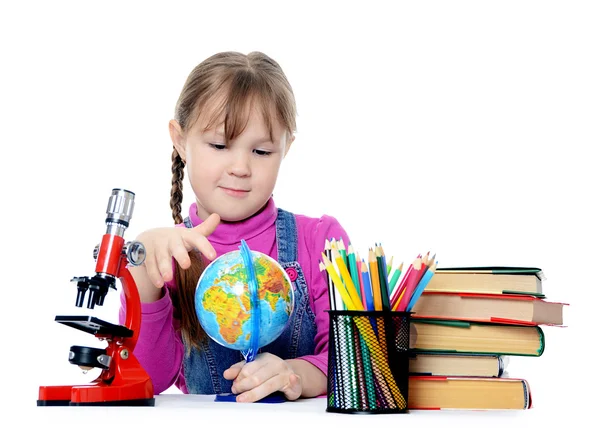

{"left": 227, "top": 150, "right": 251, "bottom": 177}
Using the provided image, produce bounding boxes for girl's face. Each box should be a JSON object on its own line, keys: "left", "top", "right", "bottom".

{"left": 170, "top": 105, "right": 293, "bottom": 222}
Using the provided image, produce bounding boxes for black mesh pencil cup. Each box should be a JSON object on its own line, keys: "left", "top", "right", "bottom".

{"left": 326, "top": 310, "right": 411, "bottom": 414}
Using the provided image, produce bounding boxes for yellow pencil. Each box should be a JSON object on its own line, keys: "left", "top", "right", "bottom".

{"left": 353, "top": 317, "right": 406, "bottom": 407}
{"left": 331, "top": 248, "right": 363, "bottom": 310}
{"left": 320, "top": 255, "right": 361, "bottom": 311}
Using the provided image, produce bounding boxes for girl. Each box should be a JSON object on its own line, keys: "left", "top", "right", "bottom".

{"left": 120, "top": 51, "right": 350, "bottom": 403}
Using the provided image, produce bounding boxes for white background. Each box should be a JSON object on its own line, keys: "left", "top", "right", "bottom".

{"left": 1, "top": 0, "right": 597, "bottom": 444}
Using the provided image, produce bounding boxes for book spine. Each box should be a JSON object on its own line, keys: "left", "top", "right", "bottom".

{"left": 522, "top": 379, "right": 532, "bottom": 409}
{"left": 536, "top": 326, "right": 546, "bottom": 356}
{"left": 498, "top": 355, "right": 505, "bottom": 377}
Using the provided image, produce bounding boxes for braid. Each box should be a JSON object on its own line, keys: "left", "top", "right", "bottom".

{"left": 169, "top": 146, "right": 207, "bottom": 352}
{"left": 170, "top": 147, "right": 185, "bottom": 224}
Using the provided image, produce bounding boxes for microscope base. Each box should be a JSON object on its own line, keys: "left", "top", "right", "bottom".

{"left": 38, "top": 380, "right": 155, "bottom": 406}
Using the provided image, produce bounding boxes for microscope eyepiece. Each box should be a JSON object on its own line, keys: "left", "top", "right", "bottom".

{"left": 105, "top": 189, "right": 135, "bottom": 231}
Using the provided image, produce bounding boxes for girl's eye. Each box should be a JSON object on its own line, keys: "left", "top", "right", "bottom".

{"left": 254, "top": 149, "right": 272, "bottom": 156}
{"left": 210, "top": 143, "right": 226, "bottom": 150}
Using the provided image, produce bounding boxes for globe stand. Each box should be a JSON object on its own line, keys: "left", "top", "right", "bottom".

{"left": 214, "top": 391, "right": 287, "bottom": 403}
{"left": 210, "top": 240, "right": 289, "bottom": 404}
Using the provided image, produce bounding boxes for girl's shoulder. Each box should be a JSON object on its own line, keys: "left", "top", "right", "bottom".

{"left": 284, "top": 209, "right": 350, "bottom": 251}
{"left": 292, "top": 211, "right": 345, "bottom": 232}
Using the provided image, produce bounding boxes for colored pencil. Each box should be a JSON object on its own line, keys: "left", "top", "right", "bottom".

{"left": 406, "top": 261, "right": 437, "bottom": 311}
{"left": 361, "top": 261, "right": 374, "bottom": 311}
{"left": 351, "top": 323, "right": 368, "bottom": 409}
{"left": 338, "top": 238, "right": 349, "bottom": 272}
{"left": 358, "top": 331, "right": 377, "bottom": 409}
{"left": 390, "top": 253, "right": 421, "bottom": 308}
{"left": 324, "top": 239, "right": 337, "bottom": 310}
{"left": 331, "top": 249, "right": 364, "bottom": 311}
{"left": 318, "top": 261, "right": 334, "bottom": 311}
{"left": 348, "top": 244, "right": 362, "bottom": 305}
{"left": 386, "top": 255, "right": 393, "bottom": 277}
{"left": 378, "top": 244, "right": 391, "bottom": 299}
{"left": 319, "top": 260, "right": 342, "bottom": 407}
{"left": 368, "top": 249, "right": 383, "bottom": 311}
{"left": 351, "top": 317, "right": 406, "bottom": 407}
{"left": 323, "top": 241, "right": 437, "bottom": 412}
{"left": 398, "top": 257, "right": 423, "bottom": 312}
{"left": 388, "top": 261, "right": 403, "bottom": 295}
{"left": 356, "top": 250, "right": 367, "bottom": 310}
{"left": 391, "top": 287, "right": 407, "bottom": 311}
{"left": 320, "top": 256, "right": 359, "bottom": 311}
{"left": 375, "top": 245, "right": 390, "bottom": 311}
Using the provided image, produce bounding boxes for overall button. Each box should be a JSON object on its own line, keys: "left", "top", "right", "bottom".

{"left": 285, "top": 267, "right": 298, "bottom": 281}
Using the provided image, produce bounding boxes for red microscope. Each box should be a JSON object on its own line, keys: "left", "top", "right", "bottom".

{"left": 37, "top": 188, "right": 154, "bottom": 406}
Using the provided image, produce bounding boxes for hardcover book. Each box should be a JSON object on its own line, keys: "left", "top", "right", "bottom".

{"left": 411, "top": 319, "right": 545, "bottom": 356}
{"left": 424, "top": 266, "right": 545, "bottom": 296}
{"left": 410, "top": 291, "right": 565, "bottom": 325}
{"left": 408, "top": 376, "right": 532, "bottom": 410}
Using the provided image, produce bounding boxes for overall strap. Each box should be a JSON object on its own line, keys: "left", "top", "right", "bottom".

{"left": 275, "top": 208, "right": 298, "bottom": 264}
{"left": 183, "top": 216, "right": 194, "bottom": 229}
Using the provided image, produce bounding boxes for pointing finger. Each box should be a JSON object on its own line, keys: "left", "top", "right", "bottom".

{"left": 183, "top": 232, "right": 217, "bottom": 261}
{"left": 194, "top": 213, "right": 220, "bottom": 237}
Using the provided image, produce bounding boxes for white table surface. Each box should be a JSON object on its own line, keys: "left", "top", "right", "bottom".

{"left": 12, "top": 391, "right": 581, "bottom": 447}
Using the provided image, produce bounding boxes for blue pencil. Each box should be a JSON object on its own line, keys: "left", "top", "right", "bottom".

{"left": 361, "top": 260, "right": 375, "bottom": 311}
{"left": 406, "top": 262, "right": 437, "bottom": 311}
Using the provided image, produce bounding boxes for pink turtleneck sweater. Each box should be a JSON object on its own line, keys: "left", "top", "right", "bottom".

{"left": 119, "top": 197, "right": 350, "bottom": 394}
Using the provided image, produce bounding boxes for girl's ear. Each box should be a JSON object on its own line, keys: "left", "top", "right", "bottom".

{"left": 169, "top": 119, "right": 186, "bottom": 161}
{"left": 284, "top": 134, "right": 295, "bottom": 158}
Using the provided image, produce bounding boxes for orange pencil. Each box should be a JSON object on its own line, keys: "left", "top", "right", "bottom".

{"left": 368, "top": 249, "right": 382, "bottom": 311}
{"left": 391, "top": 288, "right": 406, "bottom": 311}
{"left": 355, "top": 249, "right": 367, "bottom": 310}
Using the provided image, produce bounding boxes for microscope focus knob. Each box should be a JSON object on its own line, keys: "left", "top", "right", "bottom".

{"left": 69, "top": 346, "right": 111, "bottom": 370}
{"left": 124, "top": 241, "right": 146, "bottom": 266}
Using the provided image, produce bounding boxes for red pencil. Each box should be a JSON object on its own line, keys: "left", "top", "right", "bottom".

{"left": 390, "top": 253, "right": 421, "bottom": 307}
{"left": 398, "top": 258, "right": 423, "bottom": 312}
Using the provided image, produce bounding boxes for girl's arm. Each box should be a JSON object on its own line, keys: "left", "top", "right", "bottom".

{"left": 293, "top": 214, "right": 352, "bottom": 381}
{"left": 118, "top": 273, "right": 184, "bottom": 394}
{"left": 117, "top": 217, "right": 219, "bottom": 393}
{"left": 129, "top": 264, "right": 162, "bottom": 303}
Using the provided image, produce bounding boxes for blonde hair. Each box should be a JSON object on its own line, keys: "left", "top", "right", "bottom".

{"left": 169, "top": 51, "right": 297, "bottom": 350}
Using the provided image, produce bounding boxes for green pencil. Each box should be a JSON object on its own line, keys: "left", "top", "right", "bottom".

{"left": 388, "top": 262, "right": 404, "bottom": 296}
{"left": 376, "top": 246, "right": 390, "bottom": 311}
{"left": 348, "top": 244, "right": 362, "bottom": 303}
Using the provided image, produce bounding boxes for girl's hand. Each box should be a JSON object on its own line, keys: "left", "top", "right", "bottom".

{"left": 223, "top": 353, "right": 303, "bottom": 403}
{"left": 136, "top": 213, "right": 220, "bottom": 288}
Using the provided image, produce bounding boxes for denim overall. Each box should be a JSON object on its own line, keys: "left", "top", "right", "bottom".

{"left": 182, "top": 208, "right": 317, "bottom": 394}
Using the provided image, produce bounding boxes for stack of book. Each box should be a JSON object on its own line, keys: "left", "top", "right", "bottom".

{"left": 406, "top": 266, "right": 567, "bottom": 410}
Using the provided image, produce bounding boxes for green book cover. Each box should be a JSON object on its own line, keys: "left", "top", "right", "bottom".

{"left": 410, "top": 318, "right": 545, "bottom": 357}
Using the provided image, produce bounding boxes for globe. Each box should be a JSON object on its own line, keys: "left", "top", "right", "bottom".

{"left": 194, "top": 243, "right": 294, "bottom": 355}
